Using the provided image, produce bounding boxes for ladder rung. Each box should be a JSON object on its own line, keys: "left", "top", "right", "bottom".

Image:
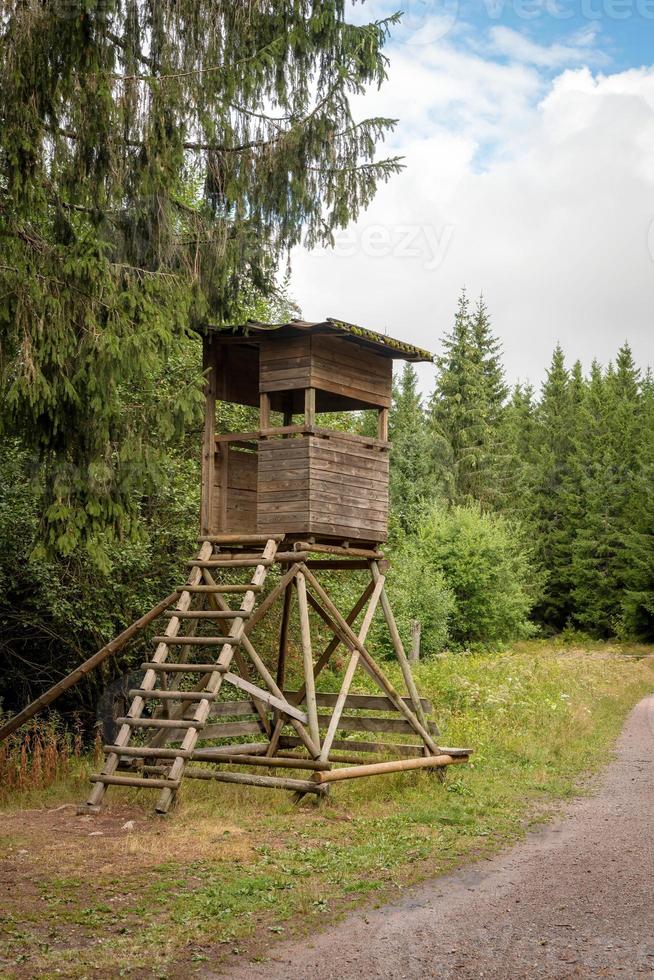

{"left": 128, "top": 689, "right": 216, "bottom": 701}
{"left": 176, "top": 584, "right": 262, "bottom": 593}
{"left": 198, "top": 534, "right": 284, "bottom": 543}
{"left": 152, "top": 635, "right": 239, "bottom": 646}
{"left": 141, "top": 662, "right": 227, "bottom": 672}
{"left": 104, "top": 745, "right": 194, "bottom": 760}
{"left": 90, "top": 773, "right": 180, "bottom": 790}
{"left": 165, "top": 609, "right": 250, "bottom": 619}
{"left": 188, "top": 559, "right": 273, "bottom": 568}
{"left": 208, "top": 552, "right": 272, "bottom": 561}
{"left": 115, "top": 717, "right": 205, "bottom": 729}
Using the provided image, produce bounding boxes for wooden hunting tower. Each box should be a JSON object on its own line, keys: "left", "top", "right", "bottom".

{"left": 84, "top": 318, "right": 470, "bottom": 814}
{"left": 200, "top": 318, "right": 427, "bottom": 544}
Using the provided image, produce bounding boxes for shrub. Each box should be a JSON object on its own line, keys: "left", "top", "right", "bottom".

{"left": 396, "top": 503, "right": 539, "bottom": 651}
{"left": 382, "top": 541, "right": 454, "bottom": 656}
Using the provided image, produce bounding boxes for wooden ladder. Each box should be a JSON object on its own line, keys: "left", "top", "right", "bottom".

{"left": 85, "top": 535, "right": 281, "bottom": 814}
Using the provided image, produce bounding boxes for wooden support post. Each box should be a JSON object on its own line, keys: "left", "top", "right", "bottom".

{"left": 260, "top": 392, "right": 271, "bottom": 431}
{"left": 377, "top": 407, "right": 389, "bottom": 442}
{"left": 370, "top": 561, "right": 430, "bottom": 733}
{"left": 296, "top": 572, "right": 320, "bottom": 750}
{"left": 410, "top": 621, "right": 421, "bottom": 663}
{"left": 282, "top": 393, "right": 294, "bottom": 433}
{"left": 268, "top": 583, "right": 293, "bottom": 752}
{"left": 304, "top": 387, "right": 316, "bottom": 427}
{"left": 217, "top": 445, "right": 228, "bottom": 532}
{"left": 277, "top": 583, "right": 292, "bottom": 691}
{"left": 201, "top": 339, "right": 217, "bottom": 536}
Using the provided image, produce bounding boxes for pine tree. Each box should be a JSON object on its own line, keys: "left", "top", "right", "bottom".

{"left": 470, "top": 295, "right": 508, "bottom": 427}
{"left": 572, "top": 345, "right": 641, "bottom": 635}
{"left": 0, "top": 2, "right": 401, "bottom": 556}
{"left": 498, "top": 382, "right": 538, "bottom": 522}
{"left": 528, "top": 345, "right": 579, "bottom": 629}
{"left": 430, "top": 290, "right": 496, "bottom": 506}
{"left": 621, "top": 370, "right": 654, "bottom": 639}
{"left": 389, "top": 362, "right": 449, "bottom": 534}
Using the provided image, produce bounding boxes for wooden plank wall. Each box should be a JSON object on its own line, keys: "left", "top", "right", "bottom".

{"left": 211, "top": 446, "right": 258, "bottom": 534}
{"left": 259, "top": 335, "right": 392, "bottom": 409}
{"left": 310, "top": 335, "right": 392, "bottom": 409}
{"left": 257, "top": 438, "right": 311, "bottom": 534}
{"left": 307, "top": 433, "right": 388, "bottom": 540}
{"left": 259, "top": 336, "right": 311, "bottom": 394}
{"left": 257, "top": 434, "right": 389, "bottom": 542}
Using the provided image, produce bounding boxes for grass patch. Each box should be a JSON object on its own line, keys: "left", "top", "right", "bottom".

{"left": 0, "top": 643, "right": 652, "bottom": 978}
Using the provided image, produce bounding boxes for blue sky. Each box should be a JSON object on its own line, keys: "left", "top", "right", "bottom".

{"left": 291, "top": 1, "right": 654, "bottom": 389}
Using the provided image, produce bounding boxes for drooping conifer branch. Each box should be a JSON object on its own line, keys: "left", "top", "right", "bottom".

{"left": 0, "top": 1, "right": 402, "bottom": 558}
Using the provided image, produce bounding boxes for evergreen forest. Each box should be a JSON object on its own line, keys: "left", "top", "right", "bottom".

{"left": 0, "top": 3, "right": 651, "bottom": 730}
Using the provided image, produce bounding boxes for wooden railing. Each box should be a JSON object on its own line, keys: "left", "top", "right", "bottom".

{"left": 214, "top": 424, "right": 390, "bottom": 451}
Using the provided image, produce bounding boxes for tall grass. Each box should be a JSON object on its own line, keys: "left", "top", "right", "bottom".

{"left": 0, "top": 714, "right": 101, "bottom": 804}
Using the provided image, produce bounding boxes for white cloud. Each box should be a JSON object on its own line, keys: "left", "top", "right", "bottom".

{"left": 488, "top": 24, "right": 608, "bottom": 68}
{"left": 290, "top": 36, "right": 654, "bottom": 390}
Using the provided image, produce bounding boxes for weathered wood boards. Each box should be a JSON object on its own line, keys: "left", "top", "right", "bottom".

{"left": 211, "top": 445, "right": 258, "bottom": 535}
{"left": 259, "top": 334, "right": 393, "bottom": 410}
{"left": 257, "top": 433, "right": 389, "bottom": 542}
{"left": 73, "top": 526, "right": 470, "bottom": 811}
{"left": 203, "top": 326, "right": 396, "bottom": 542}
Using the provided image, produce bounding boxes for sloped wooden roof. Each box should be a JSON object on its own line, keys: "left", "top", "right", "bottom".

{"left": 203, "top": 317, "right": 433, "bottom": 363}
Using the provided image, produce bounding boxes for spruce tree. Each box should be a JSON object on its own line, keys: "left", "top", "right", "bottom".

{"left": 470, "top": 295, "right": 508, "bottom": 427}
{"left": 621, "top": 370, "right": 654, "bottom": 639}
{"left": 572, "top": 345, "right": 641, "bottom": 635}
{"left": 430, "top": 291, "right": 492, "bottom": 505}
{"left": 498, "top": 382, "right": 538, "bottom": 523}
{"left": 0, "top": 1, "right": 401, "bottom": 555}
{"left": 528, "top": 345, "right": 578, "bottom": 629}
{"left": 389, "top": 362, "right": 449, "bottom": 534}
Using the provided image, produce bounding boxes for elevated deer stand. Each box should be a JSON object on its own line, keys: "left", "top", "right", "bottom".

{"left": 85, "top": 318, "right": 471, "bottom": 813}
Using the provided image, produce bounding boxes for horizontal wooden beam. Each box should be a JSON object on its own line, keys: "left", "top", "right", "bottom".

{"left": 282, "top": 691, "right": 434, "bottom": 713}
{"left": 293, "top": 541, "right": 385, "bottom": 559}
{"left": 198, "top": 534, "right": 285, "bottom": 543}
{"left": 213, "top": 426, "right": 390, "bottom": 450}
{"left": 184, "top": 768, "right": 326, "bottom": 794}
{"left": 90, "top": 773, "right": 180, "bottom": 790}
{"left": 312, "top": 754, "right": 469, "bottom": 784}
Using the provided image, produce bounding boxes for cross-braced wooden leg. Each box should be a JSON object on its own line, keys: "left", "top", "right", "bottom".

{"left": 319, "top": 571, "right": 386, "bottom": 762}
{"left": 300, "top": 565, "right": 440, "bottom": 756}
{"left": 296, "top": 572, "right": 320, "bottom": 751}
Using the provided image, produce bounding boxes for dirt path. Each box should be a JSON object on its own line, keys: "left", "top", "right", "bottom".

{"left": 223, "top": 694, "right": 654, "bottom": 980}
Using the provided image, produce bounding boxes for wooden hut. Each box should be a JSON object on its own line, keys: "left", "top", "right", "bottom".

{"left": 200, "top": 317, "right": 427, "bottom": 544}
{"left": 14, "top": 317, "right": 470, "bottom": 813}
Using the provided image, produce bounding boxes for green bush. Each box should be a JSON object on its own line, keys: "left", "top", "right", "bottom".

{"left": 382, "top": 542, "right": 454, "bottom": 656}
{"left": 391, "top": 504, "right": 539, "bottom": 652}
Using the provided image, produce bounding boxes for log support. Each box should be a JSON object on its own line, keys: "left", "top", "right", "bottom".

{"left": 0, "top": 533, "right": 472, "bottom": 813}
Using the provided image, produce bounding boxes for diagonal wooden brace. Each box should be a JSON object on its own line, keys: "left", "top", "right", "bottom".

{"left": 300, "top": 565, "right": 440, "bottom": 756}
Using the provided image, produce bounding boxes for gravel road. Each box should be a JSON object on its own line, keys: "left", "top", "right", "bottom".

{"left": 223, "top": 693, "right": 654, "bottom": 979}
